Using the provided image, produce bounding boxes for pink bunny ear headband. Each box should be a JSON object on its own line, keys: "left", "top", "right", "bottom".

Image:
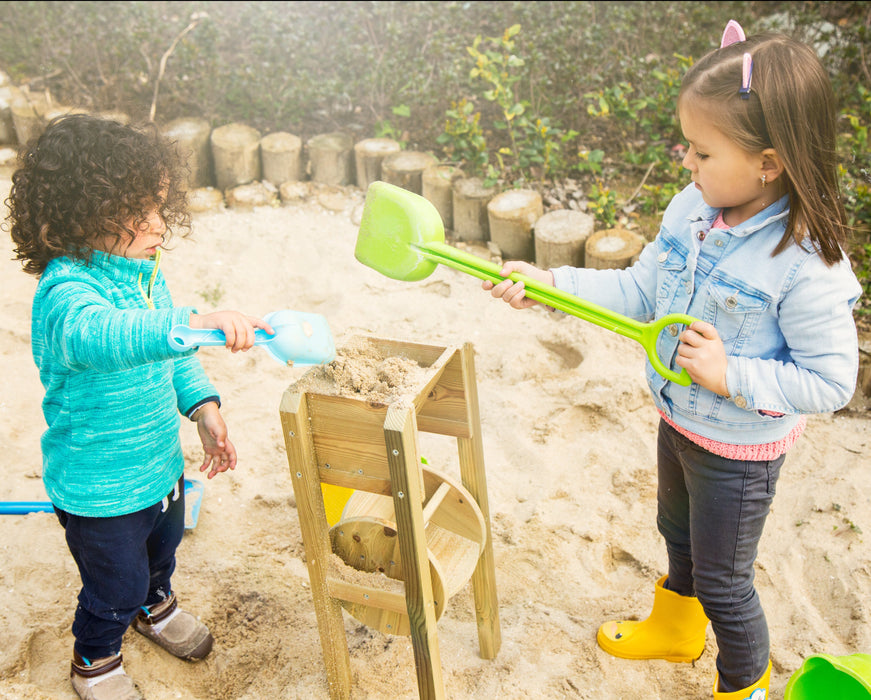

{"left": 720, "top": 19, "right": 753, "bottom": 100}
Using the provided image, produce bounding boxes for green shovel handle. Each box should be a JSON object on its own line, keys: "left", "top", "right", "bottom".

{"left": 419, "top": 241, "right": 696, "bottom": 386}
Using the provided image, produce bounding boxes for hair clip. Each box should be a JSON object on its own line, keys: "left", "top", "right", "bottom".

{"left": 720, "top": 19, "right": 746, "bottom": 48}
{"left": 740, "top": 52, "right": 753, "bottom": 99}
{"left": 720, "top": 21, "right": 753, "bottom": 99}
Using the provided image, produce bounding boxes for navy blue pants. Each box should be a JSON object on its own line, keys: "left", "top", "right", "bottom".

{"left": 54, "top": 476, "right": 185, "bottom": 660}
{"left": 656, "top": 419, "right": 783, "bottom": 692}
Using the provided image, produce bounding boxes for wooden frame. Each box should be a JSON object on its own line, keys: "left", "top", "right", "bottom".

{"left": 279, "top": 338, "right": 500, "bottom": 699}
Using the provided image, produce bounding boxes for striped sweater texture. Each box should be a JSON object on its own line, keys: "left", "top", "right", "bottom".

{"left": 31, "top": 251, "right": 218, "bottom": 517}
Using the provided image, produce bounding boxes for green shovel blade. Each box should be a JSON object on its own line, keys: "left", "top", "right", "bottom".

{"left": 355, "top": 180, "right": 443, "bottom": 281}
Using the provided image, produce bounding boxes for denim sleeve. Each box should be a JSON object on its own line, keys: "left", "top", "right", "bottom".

{"left": 550, "top": 236, "right": 661, "bottom": 322}
{"left": 726, "top": 254, "right": 862, "bottom": 414}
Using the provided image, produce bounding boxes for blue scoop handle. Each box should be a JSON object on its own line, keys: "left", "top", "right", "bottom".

{"left": 168, "top": 326, "right": 275, "bottom": 351}
{"left": 0, "top": 502, "right": 55, "bottom": 514}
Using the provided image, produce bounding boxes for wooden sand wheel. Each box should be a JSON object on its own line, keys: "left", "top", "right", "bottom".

{"left": 279, "top": 337, "right": 500, "bottom": 700}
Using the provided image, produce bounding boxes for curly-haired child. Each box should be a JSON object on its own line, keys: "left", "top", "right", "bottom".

{"left": 5, "top": 113, "right": 274, "bottom": 700}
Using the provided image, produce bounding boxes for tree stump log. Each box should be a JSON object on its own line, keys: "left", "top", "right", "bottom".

{"left": 10, "top": 92, "right": 48, "bottom": 144}
{"left": 452, "top": 177, "right": 498, "bottom": 242}
{"left": 486, "top": 189, "right": 543, "bottom": 261}
{"left": 0, "top": 146, "right": 17, "bottom": 178}
{"left": 161, "top": 117, "right": 213, "bottom": 189}
{"left": 354, "top": 137, "right": 401, "bottom": 191}
{"left": 43, "top": 105, "right": 88, "bottom": 122}
{"left": 307, "top": 131, "right": 354, "bottom": 185}
{"left": 95, "top": 110, "right": 131, "bottom": 125}
{"left": 260, "top": 131, "right": 303, "bottom": 187}
{"left": 210, "top": 122, "right": 262, "bottom": 191}
{"left": 422, "top": 164, "right": 462, "bottom": 231}
{"left": 533, "top": 209, "right": 595, "bottom": 269}
{"left": 380, "top": 150, "right": 438, "bottom": 195}
{"left": 0, "top": 86, "right": 21, "bottom": 144}
{"left": 584, "top": 228, "right": 646, "bottom": 269}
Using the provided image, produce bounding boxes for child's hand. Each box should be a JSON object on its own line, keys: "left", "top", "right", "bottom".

{"left": 192, "top": 402, "right": 237, "bottom": 479}
{"left": 188, "top": 310, "right": 275, "bottom": 353}
{"left": 482, "top": 261, "right": 555, "bottom": 310}
{"left": 676, "top": 321, "right": 730, "bottom": 397}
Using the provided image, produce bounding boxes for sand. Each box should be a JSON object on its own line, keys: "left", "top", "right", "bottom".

{"left": 1, "top": 180, "right": 870, "bottom": 699}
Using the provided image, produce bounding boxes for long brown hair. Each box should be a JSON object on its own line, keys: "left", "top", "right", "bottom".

{"left": 678, "top": 32, "right": 847, "bottom": 266}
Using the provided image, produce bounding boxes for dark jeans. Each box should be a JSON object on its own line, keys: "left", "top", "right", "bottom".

{"left": 656, "top": 419, "right": 783, "bottom": 692}
{"left": 55, "top": 476, "right": 185, "bottom": 660}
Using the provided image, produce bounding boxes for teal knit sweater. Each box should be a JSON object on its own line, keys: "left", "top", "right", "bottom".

{"left": 31, "top": 251, "right": 219, "bottom": 517}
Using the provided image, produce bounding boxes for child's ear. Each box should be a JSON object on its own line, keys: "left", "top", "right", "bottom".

{"left": 760, "top": 148, "right": 785, "bottom": 184}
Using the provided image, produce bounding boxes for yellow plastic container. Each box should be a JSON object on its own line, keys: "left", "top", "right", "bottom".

{"left": 321, "top": 483, "right": 354, "bottom": 526}
{"left": 785, "top": 653, "right": 871, "bottom": 699}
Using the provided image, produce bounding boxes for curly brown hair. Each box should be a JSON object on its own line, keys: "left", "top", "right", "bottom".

{"left": 5, "top": 113, "right": 191, "bottom": 276}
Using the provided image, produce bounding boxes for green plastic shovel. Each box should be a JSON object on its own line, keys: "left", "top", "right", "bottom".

{"left": 354, "top": 181, "right": 697, "bottom": 386}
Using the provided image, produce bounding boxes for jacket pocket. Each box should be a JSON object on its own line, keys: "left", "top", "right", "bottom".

{"left": 706, "top": 281, "right": 771, "bottom": 348}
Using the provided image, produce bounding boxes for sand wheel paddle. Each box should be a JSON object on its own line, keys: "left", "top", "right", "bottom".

{"left": 330, "top": 465, "right": 486, "bottom": 635}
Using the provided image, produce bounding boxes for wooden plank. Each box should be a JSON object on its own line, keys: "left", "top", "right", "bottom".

{"left": 326, "top": 577, "right": 408, "bottom": 615}
{"left": 417, "top": 350, "right": 472, "bottom": 437}
{"left": 306, "top": 394, "right": 393, "bottom": 481}
{"left": 456, "top": 344, "right": 502, "bottom": 660}
{"left": 279, "top": 390, "right": 352, "bottom": 700}
{"left": 384, "top": 404, "right": 445, "bottom": 700}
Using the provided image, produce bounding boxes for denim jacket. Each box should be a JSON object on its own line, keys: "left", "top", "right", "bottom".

{"left": 552, "top": 183, "right": 861, "bottom": 445}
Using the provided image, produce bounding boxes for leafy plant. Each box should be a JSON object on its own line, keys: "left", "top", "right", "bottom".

{"left": 587, "top": 179, "right": 619, "bottom": 228}
{"left": 464, "top": 24, "right": 572, "bottom": 185}
{"left": 576, "top": 148, "right": 605, "bottom": 176}
{"left": 374, "top": 104, "right": 411, "bottom": 148}
{"left": 435, "top": 98, "right": 488, "bottom": 175}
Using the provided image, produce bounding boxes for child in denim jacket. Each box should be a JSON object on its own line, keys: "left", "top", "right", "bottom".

{"left": 6, "top": 114, "right": 273, "bottom": 700}
{"left": 482, "top": 21, "right": 860, "bottom": 700}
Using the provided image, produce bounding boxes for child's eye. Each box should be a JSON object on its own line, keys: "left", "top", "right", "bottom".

{"left": 695, "top": 152, "right": 709, "bottom": 160}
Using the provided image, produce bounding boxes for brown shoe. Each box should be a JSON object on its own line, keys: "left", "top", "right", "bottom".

{"left": 132, "top": 592, "right": 213, "bottom": 660}
{"left": 70, "top": 652, "right": 142, "bottom": 700}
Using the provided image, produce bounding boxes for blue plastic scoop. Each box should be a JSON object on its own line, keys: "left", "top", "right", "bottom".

{"left": 169, "top": 309, "right": 336, "bottom": 367}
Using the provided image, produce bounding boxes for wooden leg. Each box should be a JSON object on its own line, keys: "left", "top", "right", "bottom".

{"left": 384, "top": 404, "right": 445, "bottom": 700}
{"left": 280, "top": 390, "right": 352, "bottom": 700}
{"left": 457, "top": 344, "right": 502, "bottom": 659}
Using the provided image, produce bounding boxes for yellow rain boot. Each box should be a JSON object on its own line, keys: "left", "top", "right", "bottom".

{"left": 713, "top": 659, "right": 771, "bottom": 699}
{"left": 597, "top": 575, "right": 709, "bottom": 662}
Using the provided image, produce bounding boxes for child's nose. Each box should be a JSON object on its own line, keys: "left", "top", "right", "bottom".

{"left": 681, "top": 151, "right": 693, "bottom": 171}
{"left": 149, "top": 211, "right": 166, "bottom": 233}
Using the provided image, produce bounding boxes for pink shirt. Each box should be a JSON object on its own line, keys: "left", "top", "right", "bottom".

{"left": 659, "top": 409, "right": 806, "bottom": 460}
